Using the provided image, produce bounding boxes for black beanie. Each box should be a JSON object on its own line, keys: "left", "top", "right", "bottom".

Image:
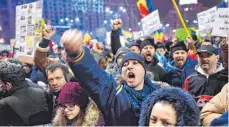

{"left": 140, "top": 38, "right": 156, "bottom": 50}
{"left": 120, "top": 52, "right": 146, "bottom": 72}
{"left": 171, "top": 41, "right": 188, "bottom": 54}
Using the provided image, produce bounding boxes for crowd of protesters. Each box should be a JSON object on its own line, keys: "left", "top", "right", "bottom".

{"left": 0, "top": 18, "right": 228, "bottom": 126}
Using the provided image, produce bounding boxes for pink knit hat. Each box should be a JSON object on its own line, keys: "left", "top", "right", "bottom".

{"left": 57, "top": 82, "right": 89, "bottom": 109}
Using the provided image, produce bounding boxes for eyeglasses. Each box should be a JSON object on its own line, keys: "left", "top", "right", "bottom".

{"left": 60, "top": 104, "right": 75, "bottom": 111}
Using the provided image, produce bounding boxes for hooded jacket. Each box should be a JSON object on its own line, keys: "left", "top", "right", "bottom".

{"left": 163, "top": 57, "right": 198, "bottom": 88}
{"left": 139, "top": 87, "right": 200, "bottom": 126}
{"left": 184, "top": 63, "right": 228, "bottom": 109}
{"left": 52, "top": 99, "right": 104, "bottom": 126}
{"left": 68, "top": 47, "right": 159, "bottom": 126}
{"left": 200, "top": 83, "right": 228, "bottom": 126}
{"left": 0, "top": 81, "right": 53, "bottom": 126}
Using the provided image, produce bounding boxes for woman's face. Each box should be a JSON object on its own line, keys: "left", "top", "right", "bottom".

{"left": 149, "top": 102, "right": 177, "bottom": 127}
{"left": 63, "top": 104, "right": 81, "bottom": 120}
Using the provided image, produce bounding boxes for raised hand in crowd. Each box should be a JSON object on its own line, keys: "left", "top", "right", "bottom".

{"left": 111, "top": 18, "right": 122, "bottom": 31}
{"left": 43, "top": 26, "right": 56, "bottom": 40}
{"left": 61, "top": 29, "right": 83, "bottom": 55}
{"left": 91, "top": 39, "right": 104, "bottom": 53}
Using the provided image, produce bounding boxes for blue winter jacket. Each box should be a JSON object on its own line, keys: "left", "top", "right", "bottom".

{"left": 68, "top": 47, "right": 159, "bottom": 126}
{"left": 163, "top": 58, "right": 198, "bottom": 88}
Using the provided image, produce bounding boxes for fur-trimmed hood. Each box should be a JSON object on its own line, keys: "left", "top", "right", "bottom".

{"left": 139, "top": 87, "right": 200, "bottom": 126}
{"left": 52, "top": 99, "right": 103, "bottom": 126}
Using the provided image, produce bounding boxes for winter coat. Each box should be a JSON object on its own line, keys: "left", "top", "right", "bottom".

{"left": 184, "top": 63, "right": 228, "bottom": 109}
{"left": 139, "top": 87, "right": 200, "bottom": 126}
{"left": 34, "top": 39, "right": 59, "bottom": 72}
{"left": 210, "top": 111, "right": 228, "bottom": 126}
{"left": 111, "top": 30, "right": 122, "bottom": 55}
{"left": 52, "top": 100, "right": 104, "bottom": 126}
{"left": 200, "top": 83, "right": 228, "bottom": 126}
{"left": 68, "top": 47, "right": 159, "bottom": 126}
{"left": 220, "top": 40, "right": 228, "bottom": 68}
{"left": 163, "top": 58, "right": 198, "bottom": 88}
{"left": 0, "top": 81, "right": 53, "bottom": 126}
{"left": 145, "top": 57, "right": 165, "bottom": 81}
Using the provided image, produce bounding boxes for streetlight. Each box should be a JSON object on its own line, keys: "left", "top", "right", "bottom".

{"left": 60, "top": 19, "right": 64, "bottom": 22}
{"left": 165, "top": 24, "right": 170, "bottom": 27}
{"left": 119, "top": 6, "right": 123, "bottom": 10}
{"left": 110, "top": 11, "right": 113, "bottom": 14}
{"left": 65, "top": 18, "right": 69, "bottom": 21}
{"left": 122, "top": 8, "right": 126, "bottom": 13}
{"left": 105, "top": 7, "right": 110, "bottom": 13}
{"left": 75, "top": 17, "right": 80, "bottom": 22}
{"left": 70, "top": 19, "right": 73, "bottom": 23}
{"left": 104, "top": 20, "right": 107, "bottom": 24}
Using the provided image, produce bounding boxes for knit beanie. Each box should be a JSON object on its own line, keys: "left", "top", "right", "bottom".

{"left": 127, "top": 41, "right": 140, "bottom": 49}
{"left": 120, "top": 52, "right": 146, "bottom": 72}
{"left": 57, "top": 82, "right": 89, "bottom": 110}
{"left": 114, "top": 47, "right": 131, "bottom": 64}
{"left": 140, "top": 38, "right": 156, "bottom": 50}
{"left": 171, "top": 41, "right": 188, "bottom": 54}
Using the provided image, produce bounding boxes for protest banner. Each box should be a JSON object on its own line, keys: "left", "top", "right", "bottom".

{"left": 141, "top": 10, "right": 161, "bottom": 36}
{"left": 212, "top": 8, "right": 229, "bottom": 37}
{"left": 15, "top": 0, "right": 43, "bottom": 56}
{"left": 197, "top": 6, "right": 217, "bottom": 36}
{"left": 132, "top": 31, "right": 144, "bottom": 40}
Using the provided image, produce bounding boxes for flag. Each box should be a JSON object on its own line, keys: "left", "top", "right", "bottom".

{"left": 220, "top": 1, "right": 228, "bottom": 8}
{"left": 146, "top": 0, "right": 154, "bottom": 13}
{"left": 137, "top": 0, "right": 150, "bottom": 17}
{"left": 83, "top": 33, "right": 92, "bottom": 45}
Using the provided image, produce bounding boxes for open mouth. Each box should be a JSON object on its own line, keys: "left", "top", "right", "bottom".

{"left": 146, "top": 52, "right": 151, "bottom": 57}
{"left": 128, "top": 72, "right": 136, "bottom": 79}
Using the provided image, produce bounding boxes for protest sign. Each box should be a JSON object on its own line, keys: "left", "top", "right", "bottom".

{"left": 132, "top": 31, "right": 144, "bottom": 40}
{"left": 197, "top": 6, "right": 217, "bottom": 36}
{"left": 141, "top": 10, "right": 161, "bottom": 36}
{"left": 16, "top": 0, "right": 43, "bottom": 56}
{"left": 212, "top": 8, "right": 229, "bottom": 37}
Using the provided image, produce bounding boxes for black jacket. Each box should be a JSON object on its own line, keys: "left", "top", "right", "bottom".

{"left": 145, "top": 58, "right": 165, "bottom": 81}
{"left": 0, "top": 81, "right": 53, "bottom": 126}
{"left": 184, "top": 64, "right": 228, "bottom": 109}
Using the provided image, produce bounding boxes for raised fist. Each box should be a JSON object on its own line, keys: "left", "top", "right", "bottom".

{"left": 112, "top": 19, "right": 122, "bottom": 31}
{"left": 43, "top": 26, "right": 56, "bottom": 40}
{"left": 61, "top": 29, "right": 84, "bottom": 54}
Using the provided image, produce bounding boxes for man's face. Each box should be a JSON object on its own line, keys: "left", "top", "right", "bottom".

{"left": 47, "top": 68, "right": 67, "bottom": 92}
{"left": 156, "top": 48, "right": 166, "bottom": 56}
{"left": 130, "top": 46, "right": 140, "bottom": 54}
{"left": 117, "top": 54, "right": 124, "bottom": 67}
{"left": 198, "top": 52, "right": 219, "bottom": 71}
{"left": 121, "top": 60, "right": 145, "bottom": 90}
{"left": 98, "top": 58, "right": 108, "bottom": 70}
{"left": 172, "top": 50, "right": 188, "bottom": 68}
{"left": 141, "top": 45, "right": 155, "bottom": 62}
{"left": 23, "top": 65, "right": 32, "bottom": 74}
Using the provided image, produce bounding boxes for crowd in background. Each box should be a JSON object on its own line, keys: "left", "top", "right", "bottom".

{"left": 0, "top": 18, "right": 228, "bottom": 126}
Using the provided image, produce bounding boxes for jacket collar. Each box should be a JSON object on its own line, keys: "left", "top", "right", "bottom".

{"left": 195, "top": 63, "right": 224, "bottom": 77}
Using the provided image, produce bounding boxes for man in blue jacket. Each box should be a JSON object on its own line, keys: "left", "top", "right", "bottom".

{"left": 61, "top": 29, "right": 159, "bottom": 126}
{"left": 163, "top": 41, "right": 198, "bottom": 88}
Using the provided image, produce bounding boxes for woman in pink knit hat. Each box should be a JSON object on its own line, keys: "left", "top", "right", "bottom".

{"left": 52, "top": 82, "right": 104, "bottom": 126}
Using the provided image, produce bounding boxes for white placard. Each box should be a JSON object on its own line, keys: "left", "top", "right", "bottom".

{"left": 132, "top": 31, "right": 144, "bottom": 40}
{"left": 141, "top": 10, "right": 161, "bottom": 36}
{"left": 197, "top": 6, "right": 217, "bottom": 35}
{"left": 211, "top": 8, "right": 229, "bottom": 37}
{"left": 15, "top": 0, "right": 43, "bottom": 56}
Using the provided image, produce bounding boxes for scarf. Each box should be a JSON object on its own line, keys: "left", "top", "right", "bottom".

{"left": 123, "top": 84, "right": 153, "bottom": 117}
